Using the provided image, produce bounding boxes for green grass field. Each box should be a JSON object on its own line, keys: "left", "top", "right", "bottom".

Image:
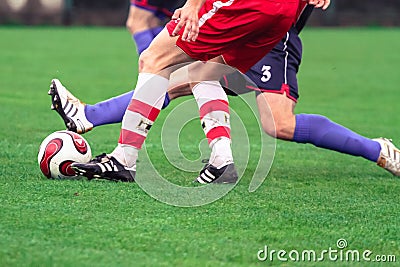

{"left": 0, "top": 26, "right": 400, "bottom": 266}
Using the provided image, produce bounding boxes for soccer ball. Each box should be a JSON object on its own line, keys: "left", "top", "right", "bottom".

{"left": 38, "top": 130, "right": 92, "bottom": 179}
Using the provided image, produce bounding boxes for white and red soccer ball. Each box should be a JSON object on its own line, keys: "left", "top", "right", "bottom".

{"left": 38, "top": 130, "right": 92, "bottom": 179}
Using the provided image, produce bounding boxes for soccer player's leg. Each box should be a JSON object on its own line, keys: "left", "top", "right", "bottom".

{"left": 48, "top": 82, "right": 176, "bottom": 134}
{"left": 127, "top": 1, "right": 164, "bottom": 54}
{"left": 169, "top": 58, "right": 238, "bottom": 184}
{"left": 48, "top": 65, "right": 193, "bottom": 134}
{"left": 72, "top": 29, "right": 195, "bottom": 181}
{"left": 291, "top": 111, "right": 400, "bottom": 176}
{"left": 127, "top": 0, "right": 185, "bottom": 54}
{"left": 257, "top": 82, "right": 400, "bottom": 177}
{"left": 253, "top": 28, "right": 399, "bottom": 176}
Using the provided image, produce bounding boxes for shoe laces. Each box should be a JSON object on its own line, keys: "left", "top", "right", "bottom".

{"left": 384, "top": 140, "right": 400, "bottom": 168}
{"left": 65, "top": 91, "right": 83, "bottom": 108}
{"left": 89, "top": 153, "right": 108, "bottom": 163}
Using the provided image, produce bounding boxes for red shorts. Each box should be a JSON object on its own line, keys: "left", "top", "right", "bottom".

{"left": 166, "top": 0, "right": 300, "bottom": 73}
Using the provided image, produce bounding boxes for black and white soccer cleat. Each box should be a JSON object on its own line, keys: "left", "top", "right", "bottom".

{"left": 195, "top": 162, "right": 238, "bottom": 184}
{"left": 71, "top": 153, "right": 135, "bottom": 182}
{"left": 48, "top": 79, "right": 93, "bottom": 134}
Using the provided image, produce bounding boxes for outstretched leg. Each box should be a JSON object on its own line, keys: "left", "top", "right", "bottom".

{"left": 256, "top": 92, "right": 400, "bottom": 175}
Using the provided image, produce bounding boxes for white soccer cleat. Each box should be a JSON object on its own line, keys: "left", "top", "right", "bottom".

{"left": 48, "top": 79, "right": 93, "bottom": 134}
{"left": 374, "top": 137, "right": 400, "bottom": 176}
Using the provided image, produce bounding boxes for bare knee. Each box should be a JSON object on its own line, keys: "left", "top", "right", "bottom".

{"left": 257, "top": 92, "right": 296, "bottom": 140}
{"left": 139, "top": 49, "right": 162, "bottom": 73}
{"left": 262, "top": 116, "right": 296, "bottom": 140}
{"left": 260, "top": 117, "right": 276, "bottom": 138}
{"left": 139, "top": 48, "right": 180, "bottom": 75}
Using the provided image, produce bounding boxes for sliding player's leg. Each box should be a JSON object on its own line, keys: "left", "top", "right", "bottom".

{"left": 257, "top": 92, "right": 380, "bottom": 161}
{"left": 48, "top": 79, "right": 173, "bottom": 134}
{"left": 257, "top": 92, "right": 400, "bottom": 176}
{"left": 251, "top": 28, "right": 400, "bottom": 176}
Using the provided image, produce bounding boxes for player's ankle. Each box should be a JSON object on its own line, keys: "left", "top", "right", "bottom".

{"left": 209, "top": 137, "right": 233, "bottom": 168}
{"left": 111, "top": 144, "right": 138, "bottom": 168}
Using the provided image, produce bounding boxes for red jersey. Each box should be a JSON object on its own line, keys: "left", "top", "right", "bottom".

{"left": 167, "top": 0, "right": 300, "bottom": 73}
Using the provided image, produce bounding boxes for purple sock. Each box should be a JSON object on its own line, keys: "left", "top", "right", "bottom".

{"left": 85, "top": 91, "right": 170, "bottom": 127}
{"left": 133, "top": 26, "right": 164, "bottom": 54}
{"left": 151, "top": 26, "right": 163, "bottom": 37}
{"left": 85, "top": 91, "right": 133, "bottom": 127}
{"left": 133, "top": 29, "right": 154, "bottom": 54}
{"left": 293, "top": 114, "right": 381, "bottom": 162}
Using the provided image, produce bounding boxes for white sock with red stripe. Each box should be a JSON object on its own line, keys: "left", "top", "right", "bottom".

{"left": 111, "top": 73, "right": 169, "bottom": 167}
{"left": 193, "top": 81, "right": 233, "bottom": 168}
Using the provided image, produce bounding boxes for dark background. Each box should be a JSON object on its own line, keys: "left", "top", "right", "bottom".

{"left": 0, "top": 0, "right": 399, "bottom": 26}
